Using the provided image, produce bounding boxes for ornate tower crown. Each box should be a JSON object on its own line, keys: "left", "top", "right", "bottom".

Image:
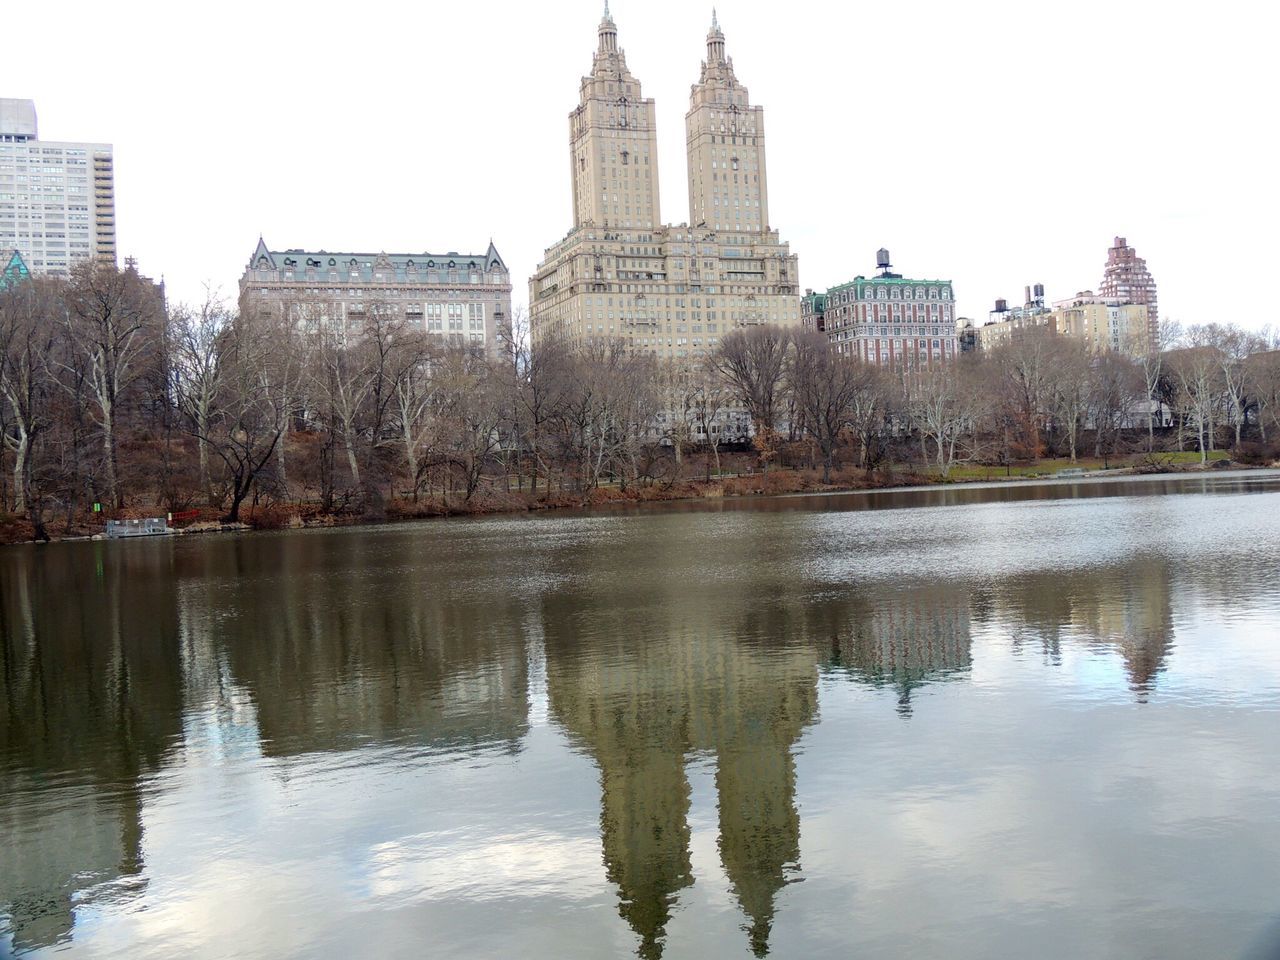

{"left": 707, "top": 8, "right": 725, "bottom": 62}
{"left": 599, "top": 0, "right": 618, "bottom": 54}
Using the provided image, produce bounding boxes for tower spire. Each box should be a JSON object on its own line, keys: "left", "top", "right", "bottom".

{"left": 599, "top": 0, "right": 618, "bottom": 53}
{"left": 707, "top": 8, "right": 726, "bottom": 63}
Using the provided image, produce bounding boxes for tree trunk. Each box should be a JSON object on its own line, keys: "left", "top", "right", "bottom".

{"left": 198, "top": 435, "right": 214, "bottom": 506}
{"left": 12, "top": 430, "right": 28, "bottom": 515}
{"left": 276, "top": 429, "right": 288, "bottom": 495}
{"left": 101, "top": 399, "right": 121, "bottom": 509}
{"left": 344, "top": 432, "right": 361, "bottom": 488}
{"left": 225, "top": 476, "right": 250, "bottom": 523}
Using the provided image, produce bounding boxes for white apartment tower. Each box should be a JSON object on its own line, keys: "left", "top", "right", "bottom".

{"left": 530, "top": 7, "right": 800, "bottom": 360}
{"left": 0, "top": 99, "right": 117, "bottom": 276}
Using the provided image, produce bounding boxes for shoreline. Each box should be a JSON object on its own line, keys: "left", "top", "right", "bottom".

{"left": 6, "top": 461, "right": 1277, "bottom": 548}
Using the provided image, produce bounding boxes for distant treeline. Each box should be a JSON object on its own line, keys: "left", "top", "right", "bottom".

{"left": 2, "top": 263, "right": 1278, "bottom": 540}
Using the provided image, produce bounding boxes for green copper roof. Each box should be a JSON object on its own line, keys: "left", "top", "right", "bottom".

{"left": 826, "top": 275, "right": 952, "bottom": 293}
{"left": 0, "top": 249, "right": 30, "bottom": 290}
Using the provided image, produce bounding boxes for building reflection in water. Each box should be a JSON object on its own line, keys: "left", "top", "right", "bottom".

{"left": 542, "top": 590, "right": 819, "bottom": 959}
{"left": 0, "top": 523, "right": 1194, "bottom": 958}
{"left": 814, "top": 584, "right": 974, "bottom": 717}
{"left": 975, "top": 559, "right": 1176, "bottom": 700}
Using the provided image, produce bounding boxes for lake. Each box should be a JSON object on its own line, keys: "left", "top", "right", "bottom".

{"left": 3, "top": 473, "right": 1280, "bottom": 959}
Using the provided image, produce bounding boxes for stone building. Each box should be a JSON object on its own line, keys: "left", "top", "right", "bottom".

{"left": 975, "top": 285, "right": 1149, "bottom": 355}
{"left": 238, "top": 238, "right": 512, "bottom": 351}
{"left": 529, "top": 7, "right": 800, "bottom": 360}
{"left": 801, "top": 249, "right": 958, "bottom": 365}
{"left": 1099, "top": 236, "right": 1157, "bottom": 341}
{"left": 1052, "top": 292, "right": 1149, "bottom": 353}
{"left": 0, "top": 98, "right": 116, "bottom": 276}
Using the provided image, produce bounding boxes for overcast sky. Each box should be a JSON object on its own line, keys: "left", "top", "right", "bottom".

{"left": 9, "top": 0, "right": 1275, "bottom": 329}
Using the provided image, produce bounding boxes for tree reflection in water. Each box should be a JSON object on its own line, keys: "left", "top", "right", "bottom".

{"left": 0, "top": 515, "right": 1208, "bottom": 958}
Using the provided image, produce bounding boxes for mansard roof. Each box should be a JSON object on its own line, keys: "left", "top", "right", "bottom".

{"left": 250, "top": 239, "right": 508, "bottom": 277}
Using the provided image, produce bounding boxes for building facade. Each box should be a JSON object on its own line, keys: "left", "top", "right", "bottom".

{"left": 1052, "top": 292, "right": 1149, "bottom": 353}
{"left": 801, "top": 250, "right": 958, "bottom": 365}
{"left": 0, "top": 99, "right": 116, "bottom": 276}
{"left": 238, "top": 238, "right": 512, "bottom": 350}
{"left": 975, "top": 286, "right": 1149, "bottom": 355}
{"left": 529, "top": 8, "right": 800, "bottom": 360}
{"left": 1099, "top": 236, "right": 1157, "bottom": 341}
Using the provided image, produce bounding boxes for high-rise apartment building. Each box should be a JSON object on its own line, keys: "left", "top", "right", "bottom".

{"left": 530, "top": 7, "right": 800, "bottom": 359}
{"left": 801, "top": 249, "right": 958, "bottom": 365}
{"left": 0, "top": 99, "right": 116, "bottom": 276}
{"left": 238, "top": 238, "right": 512, "bottom": 351}
{"left": 1099, "top": 236, "right": 1157, "bottom": 341}
{"left": 974, "top": 286, "right": 1149, "bottom": 355}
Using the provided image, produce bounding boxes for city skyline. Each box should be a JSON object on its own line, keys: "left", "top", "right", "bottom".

{"left": 4, "top": 0, "right": 1272, "bottom": 330}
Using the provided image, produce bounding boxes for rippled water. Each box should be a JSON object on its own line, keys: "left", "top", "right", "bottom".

{"left": 3, "top": 473, "right": 1280, "bottom": 959}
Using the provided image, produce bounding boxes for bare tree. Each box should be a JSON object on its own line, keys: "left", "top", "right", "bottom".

{"left": 903, "top": 360, "right": 984, "bottom": 479}
{"left": 1134, "top": 318, "right": 1181, "bottom": 450}
{"left": 519, "top": 332, "right": 573, "bottom": 495}
{"left": 710, "top": 325, "right": 792, "bottom": 470}
{"left": 790, "top": 332, "right": 880, "bottom": 483}
{"left": 1194, "top": 323, "right": 1263, "bottom": 448}
{"left": 169, "top": 292, "right": 230, "bottom": 505}
{"left": 1245, "top": 339, "right": 1280, "bottom": 443}
{"left": 991, "top": 328, "right": 1056, "bottom": 460}
{"left": 1046, "top": 340, "right": 1091, "bottom": 463}
{"left": 185, "top": 315, "right": 295, "bottom": 522}
{"left": 59, "top": 262, "right": 163, "bottom": 508}
{"left": 1167, "top": 342, "right": 1223, "bottom": 464}
{"left": 655, "top": 358, "right": 702, "bottom": 475}
{"left": 0, "top": 277, "right": 60, "bottom": 528}
{"left": 1089, "top": 350, "right": 1144, "bottom": 464}
{"left": 693, "top": 357, "right": 733, "bottom": 479}
{"left": 432, "top": 345, "right": 503, "bottom": 503}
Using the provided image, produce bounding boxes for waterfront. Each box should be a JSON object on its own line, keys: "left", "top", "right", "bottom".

{"left": 3, "top": 473, "right": 1280, "bottom": 959}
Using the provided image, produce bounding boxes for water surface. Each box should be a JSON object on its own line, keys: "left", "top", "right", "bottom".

{"left": 3, "top": 473, "right": 1280, "bottom": 959}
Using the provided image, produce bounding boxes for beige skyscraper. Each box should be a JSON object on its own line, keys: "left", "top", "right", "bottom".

{"left": 530, "top": 7, "right": 800, "bottom": 360}
{"left": 570, "top": 5, "right": 661, "bottom": 231}
{"left": 685, "top": 11, "right": 769, "bottom": 234}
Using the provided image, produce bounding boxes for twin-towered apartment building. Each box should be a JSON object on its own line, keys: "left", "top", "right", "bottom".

{"left": 6, "top": 10, "right": 1156, "bottom": 366}
{"left": 528, "top": 6, "right": 800, "bottom": 359}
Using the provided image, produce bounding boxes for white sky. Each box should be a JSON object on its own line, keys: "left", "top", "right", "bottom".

{"left": 8, "top": 0, "right": 1275, "bottom": 328}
